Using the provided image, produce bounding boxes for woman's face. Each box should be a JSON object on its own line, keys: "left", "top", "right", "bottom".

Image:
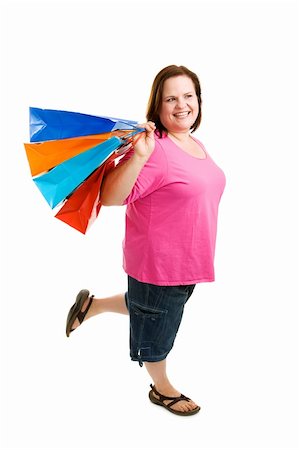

{"left": 159, "top": 75, "right": 199, "bottom": 134}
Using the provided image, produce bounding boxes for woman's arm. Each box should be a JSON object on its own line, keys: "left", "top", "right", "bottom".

{"left": 101, "top": 152, "right": 150, "bottom": 206}
{"left": 101, "top": 122, "right": 156, "bottom": 206}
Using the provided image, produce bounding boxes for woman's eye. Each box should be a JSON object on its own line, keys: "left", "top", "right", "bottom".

{"left": 185, "top": 94, "right": 193, "bottom": 99}
{"left": 167, "top": 98, "right": 175, "bottom": 102}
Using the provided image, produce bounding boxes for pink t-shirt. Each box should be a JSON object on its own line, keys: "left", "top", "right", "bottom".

{"left": 118, "top": 133, "right": 226, "bottom": 286}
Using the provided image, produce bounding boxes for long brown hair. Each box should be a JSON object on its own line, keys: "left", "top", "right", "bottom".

{"left": 146, "top": 65, "right": 202, "bottom": 138}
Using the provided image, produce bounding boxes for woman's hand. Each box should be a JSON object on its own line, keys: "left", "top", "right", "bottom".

{"left": 132, "top": 121, "right": 156, "bottom": 159}
{"left": 101, "top": 122, "right": 156, "bottom": 206}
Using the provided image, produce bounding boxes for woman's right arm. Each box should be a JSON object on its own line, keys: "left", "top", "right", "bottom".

{"left": 101, "top": 122, "right": 156, "bottom": 206}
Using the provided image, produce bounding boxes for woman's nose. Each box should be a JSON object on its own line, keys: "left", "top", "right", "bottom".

{"left": 176, "top": 97, "right": 186, "bottom": 108}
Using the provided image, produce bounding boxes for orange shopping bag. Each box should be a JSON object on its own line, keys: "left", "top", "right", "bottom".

{"left": 24, "top": 130, "right": 131, "bottom": 176}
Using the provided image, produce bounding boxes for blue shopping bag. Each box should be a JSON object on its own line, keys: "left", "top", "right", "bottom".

{"left": 33, "top": 136, "right": 122, "bottom": 208}
{"left": 29, "top": 107, "right": 138, "bottom": 142}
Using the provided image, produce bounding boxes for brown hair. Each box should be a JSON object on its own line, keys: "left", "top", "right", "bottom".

{"left": 146, "top": 65, "right": 202, "bottom": 138}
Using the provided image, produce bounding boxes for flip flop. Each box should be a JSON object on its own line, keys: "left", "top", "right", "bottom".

{"left": 149, "top": 384, "right": 200, "bottom": 416}
{"left": 66, "top": 289, "right": 94, "bottom": 337}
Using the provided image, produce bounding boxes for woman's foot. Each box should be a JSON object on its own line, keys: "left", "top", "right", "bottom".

{"left": 66, "top": 291, "right": 128, "bottom": 337}
{"left": 151, "top": 383, "right": 199, "bottom": 414}
{"left": 70, "top": 296, "right": 94, "bottom": 331}
{"left": 66, "top": 290, "right": 95, "bottom": 337}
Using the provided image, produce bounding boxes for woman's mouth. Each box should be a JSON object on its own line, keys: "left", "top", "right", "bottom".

{"left": 173, "top": 111, "right": 191, "bottom": 119}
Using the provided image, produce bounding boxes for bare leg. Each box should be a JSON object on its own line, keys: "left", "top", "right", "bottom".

{"left": 69, "top": 294, "right": 198, "bottom": 411}
{"left": 71, "top": 293, "right": 128, "bottom": 330}
{"left": 144, "top": 359, "right": 199, "bottom": 413}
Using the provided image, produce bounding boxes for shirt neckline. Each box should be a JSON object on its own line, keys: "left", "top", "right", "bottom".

{"left": 166, "top": 134, "right": 208, "bottom": 160}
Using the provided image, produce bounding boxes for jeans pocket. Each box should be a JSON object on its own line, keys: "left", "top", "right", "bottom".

{"left": 129, "top": 301, "right": 168, "bottom": 347}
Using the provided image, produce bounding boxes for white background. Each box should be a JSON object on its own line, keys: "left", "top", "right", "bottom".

{"left": 1, "top": 0, "right": 298, "bottom": 449}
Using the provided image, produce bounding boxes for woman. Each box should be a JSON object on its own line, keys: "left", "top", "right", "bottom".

{"left": 66, "top": 65, "right": 226, "bottom": 416}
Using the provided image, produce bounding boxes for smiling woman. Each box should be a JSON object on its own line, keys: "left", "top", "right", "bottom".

{"left": 66, "top": 65, "right": 226, "bottom": 416}
{"left": 159, "top": 76, "right": 199, "bottom": 136}
{"left": 147, "top": 65, "right": 202, "bottom": 138}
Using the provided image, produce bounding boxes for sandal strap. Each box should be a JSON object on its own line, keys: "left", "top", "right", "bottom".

{"left": 150, "top": 384, "right": 191, "bottom": 404}
{"left": 167, "top": 395, "right": 190, "bottom": 408}
{"left": 77, "top": 295, "right": 94, "bottom": 324}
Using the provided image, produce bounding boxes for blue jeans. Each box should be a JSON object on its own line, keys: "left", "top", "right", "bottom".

{"left": 125, "top": 276, "right": 195, "bottom": 367}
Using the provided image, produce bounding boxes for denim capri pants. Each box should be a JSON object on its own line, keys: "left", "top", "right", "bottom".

{"left": 124, "top": 275, "right": 195, "bottom": 367}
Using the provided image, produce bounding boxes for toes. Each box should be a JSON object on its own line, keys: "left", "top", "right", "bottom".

{"left": 182, "top": 400, "right": 198, "bottom": 412}
{"left": 174, "top": 401, "right": 193, "bottom": 412}
{"left": 185, "top": 402, "right": 193, "bottom": 411}
{"left": 176, "top": 403, "right": 186, "bottom": 412}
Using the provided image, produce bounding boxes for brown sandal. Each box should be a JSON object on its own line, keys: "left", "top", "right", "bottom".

{"left": 66, "top": 289, "right": 94, "bottom": 337}
{"left": 149, "top": 384, "right": 200, "bottom": 416}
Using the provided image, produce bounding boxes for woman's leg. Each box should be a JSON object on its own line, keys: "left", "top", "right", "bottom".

{"left": 71, "top": 293, "right": 128, "bottom": 330}
{"left": 69, "top": 289, "right": 199, "bottom": 412}
{"left": 144, "top": 359, "right": 199, "bottom": 413}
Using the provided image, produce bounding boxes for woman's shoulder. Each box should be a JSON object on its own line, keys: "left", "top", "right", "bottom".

{"left": 153, "top": 131, "right": 169, "bottom": 152}
{"left": 153, "top": 132, "right": 169, "bottom": 160}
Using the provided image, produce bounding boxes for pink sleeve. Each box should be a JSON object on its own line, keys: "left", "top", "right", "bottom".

{"left": 116, "top": 141, "right": 168, "bottom": 205}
